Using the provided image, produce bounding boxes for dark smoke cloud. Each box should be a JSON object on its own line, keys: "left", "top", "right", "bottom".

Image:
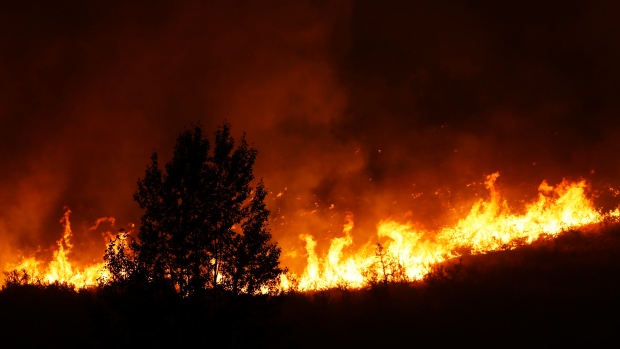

{"left": 1, "top": 0, "right": 619, "bottom": 274}
{"left": 331, "top": 0, "right": 620, "bottom": 227}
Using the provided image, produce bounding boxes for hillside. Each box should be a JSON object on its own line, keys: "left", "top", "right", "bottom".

{"left": 2, "top": 224, "right": 620, "bottom": 347}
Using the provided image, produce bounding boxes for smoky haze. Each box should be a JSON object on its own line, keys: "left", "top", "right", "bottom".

{"left": 1, "top": 0, "right": 619, "bottom": 275}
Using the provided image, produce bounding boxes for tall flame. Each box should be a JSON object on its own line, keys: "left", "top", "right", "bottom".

{"left": 5, "top": 209, "right": 109, "bottom": 288}
{"left": 294, "top": 173, "right": 619, "bottom": 291}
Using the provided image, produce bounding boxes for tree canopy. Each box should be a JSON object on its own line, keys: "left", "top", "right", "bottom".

{"left": 104, "top": 122, "right": 285, "bottom": 297}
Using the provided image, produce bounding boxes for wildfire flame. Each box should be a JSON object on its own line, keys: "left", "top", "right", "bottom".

{"left": 292, "top": 173, "right": 620, "bottom": 291}
{"left": 5, "top": 173, "right": 620, "bottom": 292}
{"left": 5, "top": 209, "right": 109, "bottom": 289}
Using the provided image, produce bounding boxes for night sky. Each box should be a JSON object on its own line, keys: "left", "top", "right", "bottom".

{"left": 2, "top": 0, "right": 620, "bottom": 274}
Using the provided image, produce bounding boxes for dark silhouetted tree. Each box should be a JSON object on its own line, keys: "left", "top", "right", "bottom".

{"left": 122, "top": 122, "right": 285, "bottom": 297}
{"left": 229, "top": 181, "right": 285, "bottom": 295}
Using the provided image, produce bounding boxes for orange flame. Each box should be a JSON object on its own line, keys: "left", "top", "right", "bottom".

{"left": 292, "top": 173, "right": 619, "bottom": 291}
{"left": 5, "top": 209, "right": 109, "bottom": 289}
{"left": 6, "top": 173, "right": 620, "bottom": 293}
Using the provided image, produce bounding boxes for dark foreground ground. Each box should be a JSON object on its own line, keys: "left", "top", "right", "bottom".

{"left": 2, "top": 224, "right": 620, "bottom": 348}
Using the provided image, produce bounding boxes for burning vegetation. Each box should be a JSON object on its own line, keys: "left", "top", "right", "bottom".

{"left": 4, "top": 209, "right": 108, "bottom": 288}
{"left": 291, "top": 172, "right": 620, "bottom": 290}
{"left": 5, "top": 170, "right": 619, "bottom": 294}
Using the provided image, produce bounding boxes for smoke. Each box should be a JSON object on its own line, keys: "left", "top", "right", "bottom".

{"left": 331, "top": 1, "right": 620, "bottom": 224}
{"left": 1, "top": 0, "right": 619, "bottom": 275}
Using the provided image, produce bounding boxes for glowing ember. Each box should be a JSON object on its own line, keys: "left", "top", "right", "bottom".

{"left": 293, "top": 173, "right": 619, "bottom": 291}
{"left": 5, "top": 209, "right": 108, "bottom": 289}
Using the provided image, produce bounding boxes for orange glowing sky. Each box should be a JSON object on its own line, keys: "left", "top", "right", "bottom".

{"left": 1, "top": 0, "right": 620, "bottom": 278}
